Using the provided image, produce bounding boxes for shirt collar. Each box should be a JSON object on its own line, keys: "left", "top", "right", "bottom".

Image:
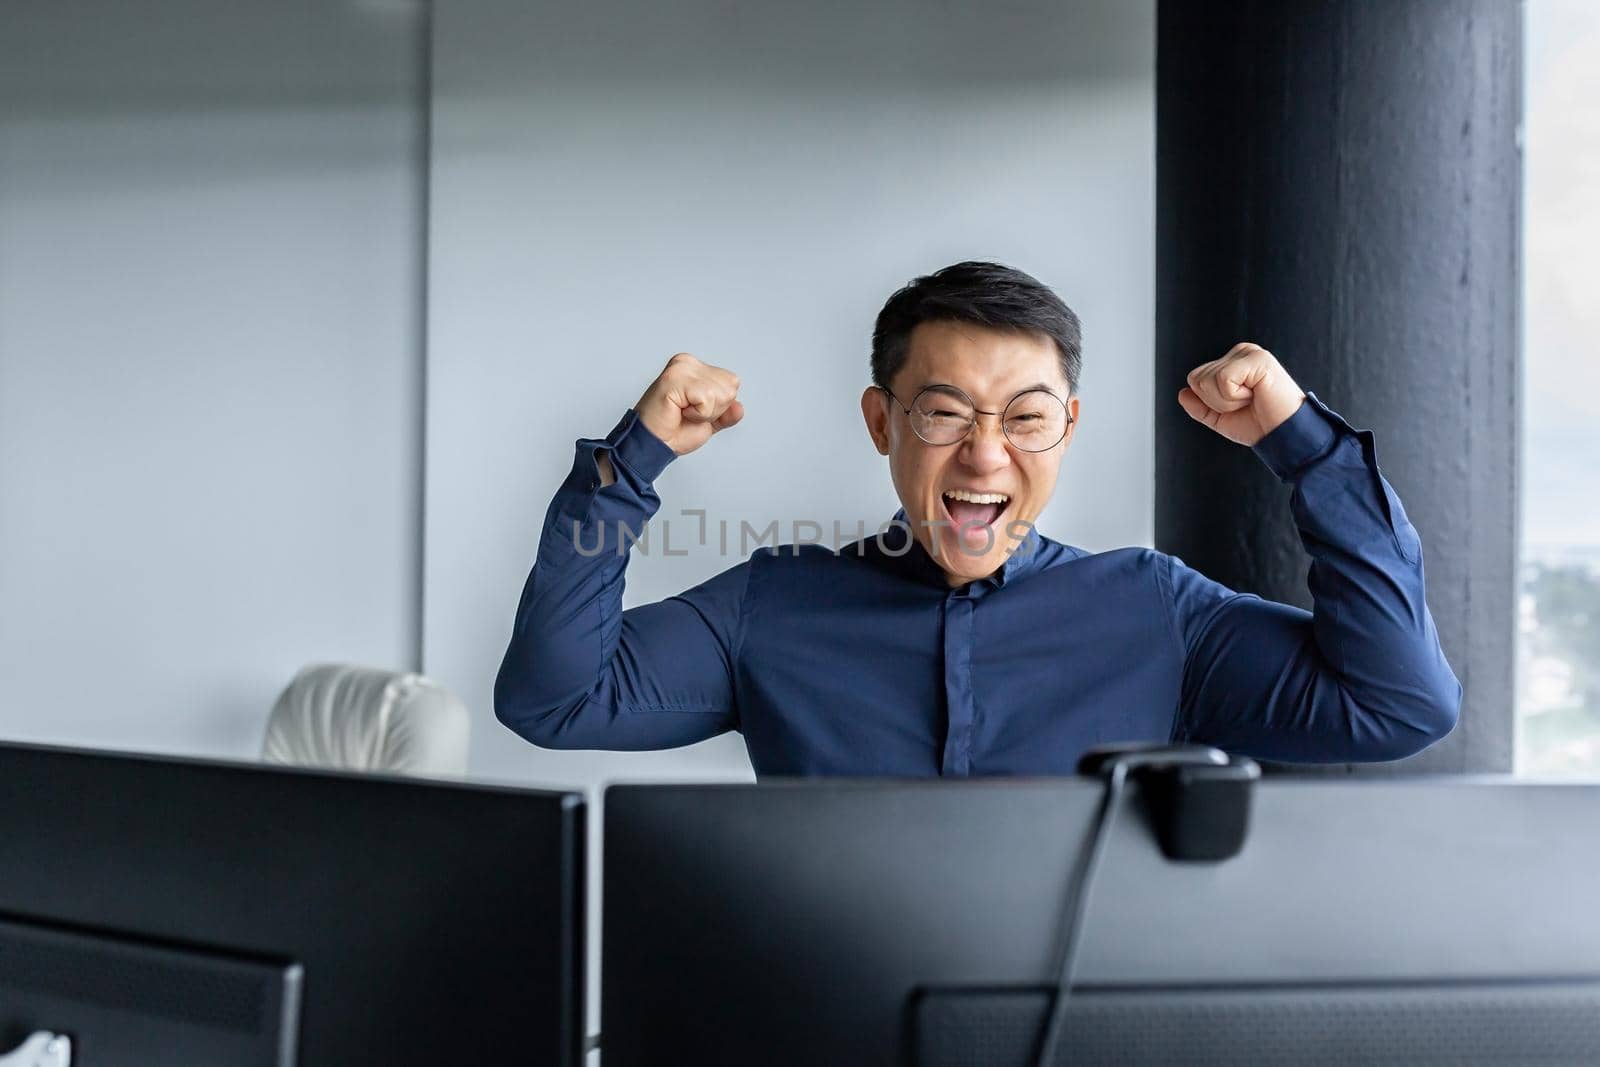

{"left": 870, "top": 509, "right": 1048, "bottom": 592}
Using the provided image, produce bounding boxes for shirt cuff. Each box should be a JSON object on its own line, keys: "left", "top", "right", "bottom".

{"left": 597, "top": 408, "right": 677, "bottom": 484}
{"left": 1251, "top": 391, "right": 1345, "bottom": 482}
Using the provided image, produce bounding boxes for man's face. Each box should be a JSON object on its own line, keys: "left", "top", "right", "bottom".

{"left": 860, "top": 320, "right": 1079, "bottom": 586}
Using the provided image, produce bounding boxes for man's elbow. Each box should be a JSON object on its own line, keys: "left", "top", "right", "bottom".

{"left": 1381, "top": 673, "right": 1463, "bottom": 762}
{"left": 1421, "top": 673, "right": 1464, "bottom": 748}
{"left": 493, "top": 674, "right": 580, "bottom": 750}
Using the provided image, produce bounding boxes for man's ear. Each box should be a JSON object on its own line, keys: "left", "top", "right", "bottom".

{"left": 860, "top": 387, "right": 891, "bottom": 456}
{"left": 1060, "top": 395, "right": 1081, "bottom": 453}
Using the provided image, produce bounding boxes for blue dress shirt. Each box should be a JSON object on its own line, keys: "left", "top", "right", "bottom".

{"left": 495, "top": 395, "right": 1460, "bottom": 776}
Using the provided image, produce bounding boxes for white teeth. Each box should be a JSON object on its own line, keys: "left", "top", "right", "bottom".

{"left": 944, "top": 489, "right": 1010, "bottom": 505}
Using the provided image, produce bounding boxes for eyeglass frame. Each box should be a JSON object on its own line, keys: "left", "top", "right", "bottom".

{"left": 876, "top": 383, "right": 1074, "bottom": 453}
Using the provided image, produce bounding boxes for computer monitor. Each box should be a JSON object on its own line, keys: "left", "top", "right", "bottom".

{"left": 0, "top": 914, "right": 300, "bottom": 1065}
{"left": 0, "top": 742, "right": 585, "bottom": 1066}
{"left": 602, "top": 777, "right": 1600, "bottom": 1066}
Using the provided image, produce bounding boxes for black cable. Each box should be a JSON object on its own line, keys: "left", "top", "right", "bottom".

{"left": 1032, "top": 758, "right": 1134, "bottom": 1067}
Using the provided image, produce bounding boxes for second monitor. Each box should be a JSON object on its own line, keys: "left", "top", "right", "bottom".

{"left": 602, "top": 777, "right": 1600, "bottom": 1066}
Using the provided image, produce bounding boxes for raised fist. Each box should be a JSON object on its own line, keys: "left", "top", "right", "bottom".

{"left": 635, "top": 352, "right": 745, "bottom": 457}
{"left": 1178, "top": 342, "right": 1306, "bottom": 447}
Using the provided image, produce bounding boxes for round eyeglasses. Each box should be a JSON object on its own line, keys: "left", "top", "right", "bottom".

{"left": 879, "top": 384, "right": 1072, "bottom": 453}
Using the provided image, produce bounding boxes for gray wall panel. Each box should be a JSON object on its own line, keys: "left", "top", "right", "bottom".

{"left": 0, "top": 1, "right": 427, "bottom": 758}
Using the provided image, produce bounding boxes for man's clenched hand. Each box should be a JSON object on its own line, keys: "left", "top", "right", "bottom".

{"left": 598, "top": 353, "right": 744, "bottom": 488}
{"left": 1178, "top": 342, "right": 1305, "bottom": 447}
{"left": 636, "top": 352, "right": 745, "bottom": 455}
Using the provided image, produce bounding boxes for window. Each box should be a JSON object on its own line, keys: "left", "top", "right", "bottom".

{"left": 1518, "top": 0, "right": 1600, "bottom": 775}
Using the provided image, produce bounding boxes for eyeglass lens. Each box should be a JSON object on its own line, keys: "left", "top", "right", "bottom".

{"left": 907, "top": 385, "right": 1068, "bottom": 452}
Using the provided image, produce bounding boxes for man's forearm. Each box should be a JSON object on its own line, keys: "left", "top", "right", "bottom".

{"left": 493, "top": 410, "right": 675, "bottom": 743}
{"left": 1175, "top": 396, "right": 1460, "bottom": 763}
{"left": 494, "top": 407, "right": 744, "bottom": 752}
{"left": 1286, "top": 402, "right": 1461, "bottom": 748}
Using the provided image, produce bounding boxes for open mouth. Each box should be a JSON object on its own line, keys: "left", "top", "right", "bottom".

{"left": 940, "top": 489, "right": 1011, "bottom": 554}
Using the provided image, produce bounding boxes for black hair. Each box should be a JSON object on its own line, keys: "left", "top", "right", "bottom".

{"left": 870, "top": 261, "right": 1082, "bottom": 395}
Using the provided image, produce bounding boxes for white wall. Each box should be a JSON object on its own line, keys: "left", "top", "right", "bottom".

{"left": 0, "top": 1, "right": 426, "bottom": 757}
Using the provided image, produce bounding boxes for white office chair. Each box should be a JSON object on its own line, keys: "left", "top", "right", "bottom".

{"left": 262, "top": 663, "right": 470, "bottom": 778}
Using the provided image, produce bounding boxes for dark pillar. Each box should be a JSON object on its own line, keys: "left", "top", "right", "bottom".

{"left": 1155, "top": 0, "right": 1521, "bottom": 773}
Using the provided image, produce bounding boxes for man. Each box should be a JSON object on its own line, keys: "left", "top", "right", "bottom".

{"left": 494, "top": 261, "right": 1460, "bottom": 775}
